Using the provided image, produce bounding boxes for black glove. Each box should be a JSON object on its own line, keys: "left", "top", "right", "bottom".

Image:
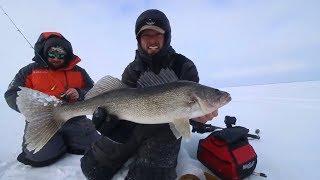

{"left": 92, "top": 107, "right": 120, "bottom": 136}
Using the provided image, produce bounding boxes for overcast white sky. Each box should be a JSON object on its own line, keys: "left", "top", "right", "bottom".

{"left": 0, "top": 0, "right": 319, "bottom": 94}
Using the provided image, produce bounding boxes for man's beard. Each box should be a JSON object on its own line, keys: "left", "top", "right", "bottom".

{"left": 48, "top": 61, "right": 68, "bottom": 70}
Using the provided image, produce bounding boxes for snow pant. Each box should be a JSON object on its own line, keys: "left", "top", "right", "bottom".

{"left": 80, "top": 124, "right": 181, "bottom": 180}
{"left": 17, "top": 116, "right": 101, "bottom": 167}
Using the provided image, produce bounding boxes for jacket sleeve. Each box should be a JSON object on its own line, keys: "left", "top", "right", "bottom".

{"left": 76, "top": 66, "right": 94, "bottom": 101}
{"left": 4, "top": 64, "right": 34, "bottom": 112}
{"left": 121, "top": 62, "right": 140, "bottom": 88}
{"left": 179, "top": 57, "right": 199, "bottom": 83}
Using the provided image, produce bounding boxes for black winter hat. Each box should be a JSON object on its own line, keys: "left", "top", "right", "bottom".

{"left": 135, "top": 9, "right": 172, "bottom": 57}
{"left": 135, "top": 9, "right": 171, "bottom": 38}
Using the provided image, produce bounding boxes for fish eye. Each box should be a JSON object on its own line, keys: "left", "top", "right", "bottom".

{"left": 188, "top": 99, "right": 196, "bottom": 105}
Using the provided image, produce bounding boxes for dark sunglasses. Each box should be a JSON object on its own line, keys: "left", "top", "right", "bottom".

{"left": 48, "top": 52, "right": 65, "bottom": 59}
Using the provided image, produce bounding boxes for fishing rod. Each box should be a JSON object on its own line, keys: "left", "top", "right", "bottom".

{"left": 191, "top": 116, "right": 261, "bottom": 139}
{"left": 0, "top": 5, "right": 48, "bottom": 67}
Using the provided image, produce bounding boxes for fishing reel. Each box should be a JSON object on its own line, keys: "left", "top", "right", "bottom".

{"left": 224, "top": 116, "right": 260, "bottom": 139}
{"left": 224, "top": 116, "right": 237, "bottom": 128}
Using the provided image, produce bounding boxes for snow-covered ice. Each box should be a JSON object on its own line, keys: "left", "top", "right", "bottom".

{"left": 1, "top": 81, "right": 319, "bottom": 180}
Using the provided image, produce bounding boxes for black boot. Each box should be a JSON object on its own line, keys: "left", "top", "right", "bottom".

{"left": 17, "top": 152, "right": 30, "bottom": 165}
{"left": 17, "top": 151, "right": 65, "bottom": 167}
{"left": 80, "top": 151, "right": 115, "bottom": 180}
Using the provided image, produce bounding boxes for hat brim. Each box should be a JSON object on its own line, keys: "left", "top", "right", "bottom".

{"left": 137, "top": 25, "right": 165, "bottom": 35}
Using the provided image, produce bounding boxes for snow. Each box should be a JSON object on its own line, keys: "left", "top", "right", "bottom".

{"left": 1, "top": 81, "right": 319, "bottom": 180}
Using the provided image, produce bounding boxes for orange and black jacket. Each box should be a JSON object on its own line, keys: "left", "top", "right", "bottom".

{"left": 4, "top": 32, "right": 94, "bottom": 112}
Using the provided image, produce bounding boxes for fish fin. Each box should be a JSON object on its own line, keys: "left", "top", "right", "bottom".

{"left": 169, "top": 123, "right": 182, "bottom": 139}
{"left": 17, "top": 87, "right": 65, "bottom": 153}
{"left": 169, "top": 118, "right": 191, "bottom": 139}
{"left": 137, "top": 68, "right": 179, "bottom": 87}
{"left": 85, "top": 75, "right": 127, "bottom": 100}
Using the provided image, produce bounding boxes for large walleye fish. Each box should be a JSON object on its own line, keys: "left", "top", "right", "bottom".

{"left": 16, "top": 69, "right": 231, "bottom": 153}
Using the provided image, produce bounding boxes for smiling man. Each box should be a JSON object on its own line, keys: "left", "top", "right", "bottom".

{"left": 81, "top": 9, "right": 218, "bottom": 180}
{"left": 139, "top": 29, "right": 165, "bottom": 55}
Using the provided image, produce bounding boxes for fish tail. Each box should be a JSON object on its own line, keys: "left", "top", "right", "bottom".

{"left": 17, "top": 87, "right": 65, "bottom": 153}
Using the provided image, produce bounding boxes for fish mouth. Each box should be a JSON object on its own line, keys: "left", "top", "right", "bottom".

{"left": 225, "top": 94, "right": 232, "bottom": 103}
{"left": 220, "top": 92, "right": 232, "bottom": 105}
{"left": 194, "top": 91, "right": 232, "bottom": 115}
{"left": 207, "top": 92, "right": 231, "bottom": 110}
